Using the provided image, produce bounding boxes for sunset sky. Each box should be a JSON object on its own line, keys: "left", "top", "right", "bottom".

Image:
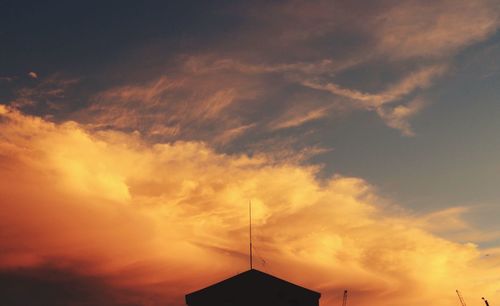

{"left": 1, "top": 1, "right": 500, "bottom": 305}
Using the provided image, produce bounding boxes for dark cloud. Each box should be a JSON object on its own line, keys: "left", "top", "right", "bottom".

{"left": 0, "top": 264, "right": 138, "bottom": 306}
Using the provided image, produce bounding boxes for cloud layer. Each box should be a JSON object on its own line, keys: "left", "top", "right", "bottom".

{"left": 1, "top": 106, "right": 499, "bottom": 305}
{"left": 55, "top": 0, "right": 497, "bottom": 144}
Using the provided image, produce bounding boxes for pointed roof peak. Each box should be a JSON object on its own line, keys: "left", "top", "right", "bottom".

{"left": 186, "top": 268, "right": 320, "bottom": 305}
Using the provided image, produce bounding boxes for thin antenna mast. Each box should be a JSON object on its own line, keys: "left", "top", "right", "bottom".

{"left": 249, "top": 200, "right": 253, "bottom": 269}
{"left": 342, "top": 290, "right": 348, "bottom": 306}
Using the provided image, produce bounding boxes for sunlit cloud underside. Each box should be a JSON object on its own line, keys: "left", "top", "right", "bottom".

{"left": 1, "top": 106, "right": 499, "bottom": 305}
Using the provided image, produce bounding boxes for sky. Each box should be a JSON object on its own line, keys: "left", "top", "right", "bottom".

{"left": 1, "top": 1, "right": 500, "bottom": 305}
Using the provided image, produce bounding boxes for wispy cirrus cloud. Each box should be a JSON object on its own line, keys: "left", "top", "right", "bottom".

{"left": 73, "top": 0, "right": 498, "bottom": 142}
{"left": 8, "top": 74, "right": 79, "bottom": 113}
{"left": 373, "top": 0, "right": 499, "bottom": 60}
{"left": 0, "top": 76, "right": 16, "bottom": 82}
{"left": 300, "top": 65, "right": 447, "bottom": 109}
{"left": 268, "top": 105, "right": 331, "bottom": 131}
{"left": 80, "top": 69, "right": 262, "bottom": 143}
{"left": 376, "top": 97, "right": 428, "bottom": 136}
{"left": 6, "top": 0, "right": 498, "bottom": 145}
{"left": 244, "top": 0, "right": 499, "bottom": 60}
{"left": 299, "top": 65, "right": 446, "bottom": 135}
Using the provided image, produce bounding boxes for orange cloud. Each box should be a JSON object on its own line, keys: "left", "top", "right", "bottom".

{"left": 1, "top": 106, "right": 499, "bottom": 305}
{"left": 80, "top": 70, "right": 261, "bottom": 144}
{"left": 9, "top": 74, "right": 79, "bottom": 111}
{"left": 376, "top": 97, "right": 428, "bottom": 136}
{"left": 268, "top": 105, "right": 331, "bottom": 130}
{"left": 52, "top": 0, "right": 497, "bottom": 141}
{"left": 374, "top": 0, "right": 499, "bottom": 59}
{"left": 252, "top": 0, "right": 499, "bottom": 60}
{"left": 7, "top": 1, "right": 499, "bottom": 143}
{"left": 300, "top": 65, "right": 446, "bottom": 135}
{"left": 300, "top": 65, "right": 446, "bottom": 108}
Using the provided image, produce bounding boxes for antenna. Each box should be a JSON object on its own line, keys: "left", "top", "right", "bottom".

{"left": 249, "top": 200, "right": 253, "bottom": 270}
{"left": 342, "top": 290, "right": 348, "bottom": 306}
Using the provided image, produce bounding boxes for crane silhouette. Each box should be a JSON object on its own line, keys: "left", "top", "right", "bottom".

{"left": 482, "top": 297, "right": 490, "bottom": 306}
{"left": 456, "top": 290, "right": 467, "bottom": 306}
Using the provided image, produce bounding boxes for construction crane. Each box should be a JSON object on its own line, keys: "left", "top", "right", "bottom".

{"left": 482, "top": 297, "right": 490, "bottom": 306}
{"left": 342, "top": 290, "right": 348, "bottom": 306}
{"left": 456, "top": 290, "right": 467, "bottom": 306}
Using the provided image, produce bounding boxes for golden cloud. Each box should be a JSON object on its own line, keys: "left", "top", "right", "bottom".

{"left": 0, "top": 105, "right": 499, "bottom": 305}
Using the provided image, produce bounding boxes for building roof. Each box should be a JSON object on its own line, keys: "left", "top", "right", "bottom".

{"left": 185, "top": 269, "right": 320, "bottom": 305}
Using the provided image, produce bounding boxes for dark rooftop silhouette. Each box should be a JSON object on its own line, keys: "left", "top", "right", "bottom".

{"left": 185, "top": 268, "right": 320, "bottom": 306}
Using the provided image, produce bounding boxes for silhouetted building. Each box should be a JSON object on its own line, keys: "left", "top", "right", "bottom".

{"left": 185, "top": 269, "right": 321, "bottom": 306}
